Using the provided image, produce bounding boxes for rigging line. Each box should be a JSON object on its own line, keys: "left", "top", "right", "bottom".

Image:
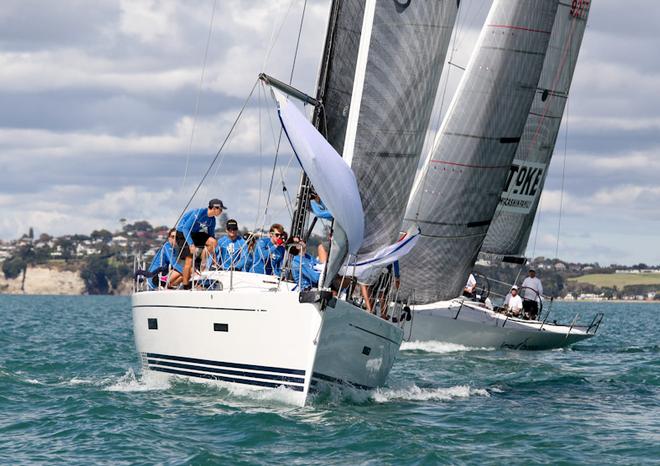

{"left": 261, "top": 0, "right": 308, "bottom": 224}
{"left": 289, "top": 0, "right": 308, "bottom": 84}
{"left": 173, "top": 79, "right": 259, "bottom": 230}
{"left": 255, "top": 83, "right": 264, "bottom": 227}
{"left": 181, "top": 0, "right": 218, "bottom": 194}
{"left": 530, "top": 199, "right": 543, "bottom": 259}
{"left": 555, "top": 87, "right": 570, "bottom": 259}
{"left": 261, "top": 0, "right": 298, "bottom": 70}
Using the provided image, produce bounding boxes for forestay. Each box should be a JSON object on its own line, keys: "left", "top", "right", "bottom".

{"left": 274, "top": 89, "right": 364, "bottom": 255}
{"left": 479, "top": 0, "right": 591, "bottom": 258}
{"left": 400, "top": 0, "right": 560, "bottom": 304}
{"left": 319, "top": 0, "right": 459, "bottom": 255}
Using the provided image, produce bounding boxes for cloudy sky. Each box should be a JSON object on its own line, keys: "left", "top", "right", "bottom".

{"left": 1, "top": 0, "right": 658, "bottom": 265}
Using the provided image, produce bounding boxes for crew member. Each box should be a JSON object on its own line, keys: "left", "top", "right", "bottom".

{"left": 214, "top": 219, "right": 247, "bottom": 271}
{"left": 250, "top": 223, "right": 285, "bottom": 276}
{"left": 288, "top": 237, "right": 322, "bottom": 290}
{"left": 147, "top": 228, "right": 183, "bottom": 289}
{"left": 175, "top": 198, "right": 227, "bottom": 288}
{"left": 463, "top": 273, "right": 477, "bottom": 298}
{"left": 521, "top": 269, "right": 543, "bottom": 320}
{"left": 504, "top": 285, "right": 523, "bottom": 317}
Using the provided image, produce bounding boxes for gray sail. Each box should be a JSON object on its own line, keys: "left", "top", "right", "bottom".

{"left": 319, "top": 0, "right": 459, "bottom": 255}
{"left": 400, "top": 0, "right": 560, "bottom": 304}
{"left": 479, "top": 0, "right": 591, "bottom": 259}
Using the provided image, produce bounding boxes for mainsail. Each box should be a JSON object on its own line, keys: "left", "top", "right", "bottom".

{"left": 319, "top": 0, "right": 459, "bottom": 254}
{"left": 400, "top": 0, "right": 560, "bottom": 304}
{"left": 479, "top": 0, "right": 591, "bottom": 258}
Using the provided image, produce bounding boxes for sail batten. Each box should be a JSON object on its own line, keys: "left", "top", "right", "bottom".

{"left": 400, "top": 0, "right": 560, "bottom": 304}
{"left": 479, "top": 1, "right": 590, "bottom": 259}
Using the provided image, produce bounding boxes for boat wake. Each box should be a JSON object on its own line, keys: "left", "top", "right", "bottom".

{"left": 104, "top": 368, "right": 171, "bottom": 392}
{"left": 401, "top": 340, "right": 495, "bottom": 354}
{"left": 371, "top": 384, "right": 490, "bottom": 403}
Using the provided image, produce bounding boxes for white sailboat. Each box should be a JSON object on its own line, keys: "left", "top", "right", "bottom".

{"left": 132, "top": 86, "right": 402, "bottom": 406}
{"left": 398, "top": 0, "right": 603, "bottom": 350}
{"left": 132, "top": 0, "right": 459, "bottom": 405}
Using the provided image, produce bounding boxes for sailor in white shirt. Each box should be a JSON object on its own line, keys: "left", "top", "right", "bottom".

{"left": 521, "top": 269, "right": 543, "bottom": 319}
{"left": 463, "top": 273, "right": 477, "bottom": 298}
{"left": 504, "top": 286, "right": 523, "bottom": 317}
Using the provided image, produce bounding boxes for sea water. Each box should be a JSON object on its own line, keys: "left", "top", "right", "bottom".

{"left": 1, "top": 295, "right": 658, "bottom": 465}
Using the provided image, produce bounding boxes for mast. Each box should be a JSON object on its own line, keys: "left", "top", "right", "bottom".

{"left": 289, "top": 0, "right": 341, "bottom": 240}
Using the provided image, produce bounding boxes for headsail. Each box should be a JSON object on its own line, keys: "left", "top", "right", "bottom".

{"left": 274, "top": 89, "right": 364, "bottom": 255}
{"left": 342, "top": 228, "right": 421, "bottom": 281}
{"left": 400, "top": 0, "right": 560, "bottom": 304}
{"left": 320, "top": 0, "right": 459, "bottom": 254}
{"left": 479, "top": 0, "right": 591, "bottom": 259}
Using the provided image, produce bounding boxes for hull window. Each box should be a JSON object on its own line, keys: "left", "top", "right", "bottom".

{"left": 214, "top": 323, "right": 229, "bottom": 332}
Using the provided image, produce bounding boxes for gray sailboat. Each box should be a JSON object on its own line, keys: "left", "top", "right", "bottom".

{"left": 399, "top": 0, "right": 602, "bottom": 349}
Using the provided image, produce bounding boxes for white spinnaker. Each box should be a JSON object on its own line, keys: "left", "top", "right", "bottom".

{"left": 273, "top": 89, "right": 364, "bottom": 255}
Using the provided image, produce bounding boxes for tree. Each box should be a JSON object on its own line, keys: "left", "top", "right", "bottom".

{"left": 80, "top": 254, "right": 132, "bottom": 295}
{"left": 55, "top": 238, "right": 76, "bottom": 262}
{"left": 81, "top": 256, "right": 111, "bottom": 294}
{"left": 38, "top": 233, "right": 53, "bottom": 243}
{"left": 91, "top": 229, "right": 113, "bottom": 243}
{"left": 2, "top": 256, "right": 26, "bottom": 280}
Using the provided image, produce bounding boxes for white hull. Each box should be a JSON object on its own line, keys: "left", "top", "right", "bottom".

{"left": 132, "top": 271, "right": 402, "bottom": 406}
{"left": 401, "top": 299, "right": 599, "bottom": 350}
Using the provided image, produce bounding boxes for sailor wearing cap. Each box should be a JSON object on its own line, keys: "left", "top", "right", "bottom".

{"left": 504, "top": 285, "right": 523, "bottom": 316}
{"left": 175, "top": 198, "right": 227, "bottom": 287}
{"left": 214, "top": 219, "right": 247, "bottom": 271}
{"left": 521, "top": 269, "right": 543, "bottom": 320}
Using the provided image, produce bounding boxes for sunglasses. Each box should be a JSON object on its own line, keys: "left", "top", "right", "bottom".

{"left": 168, "top": 234, "right": 176, "bottom": 239}
{"left": 271, "top": 232, "right": 283, "bottom": 237}
{"left": 227, "top": 227, "right": 238, "bottom": 232}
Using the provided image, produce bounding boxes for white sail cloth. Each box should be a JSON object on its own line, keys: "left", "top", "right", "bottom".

{"left": 342, "top": 228, "right": 420, "bottom": 281}
{"left": 273, "top": 89, "right": 364, "bottom": 255}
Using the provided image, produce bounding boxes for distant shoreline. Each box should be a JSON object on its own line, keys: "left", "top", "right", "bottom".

{"left": 557, "top": 299, "right": 659, "bottom": 304}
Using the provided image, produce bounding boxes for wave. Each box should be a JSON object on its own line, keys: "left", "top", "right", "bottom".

{"left": 372, "top": 384, "right": 490, "bottom": 403}
{"left": 400, "top": 340, "right": 495, "bottom": 354}
{"left": 105, "top": 368, "right": 171, "bottom": 392}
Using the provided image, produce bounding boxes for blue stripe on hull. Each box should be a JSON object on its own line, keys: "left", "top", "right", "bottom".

{"left": 147, "top": 359, "right": 305, "bottom": 384}
{"left": 148, "top": 366, "right": 305, "bottom": 392}
{"left": 145, "top": 352, "right": 305, "bottom": 376}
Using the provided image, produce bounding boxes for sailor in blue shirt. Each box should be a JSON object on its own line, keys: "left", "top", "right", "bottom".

{"left": 310, "top": 196, "right": 333, "bottom": 220}
{"left": 175, "top": 198, "right": 227, "bottom": 288}
{"left": 288, "top": 237, "right": 323, "bottom": 290}
{"left": 213, "top": 219, "right": 247, "bottom": 270}
{"left": 147, "top": 228, "right": 184, "bottom": 289}
{"left": 249, "top": 223, "right": 285, "bottom": 276}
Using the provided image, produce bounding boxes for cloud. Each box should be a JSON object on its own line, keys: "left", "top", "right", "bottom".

{"left": 0, "top": 0, "right": 658, "bottom": 267}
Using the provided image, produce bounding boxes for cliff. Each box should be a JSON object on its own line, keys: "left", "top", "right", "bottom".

{"left": 0, "top": 266, "right": 132, "bottom": 295}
